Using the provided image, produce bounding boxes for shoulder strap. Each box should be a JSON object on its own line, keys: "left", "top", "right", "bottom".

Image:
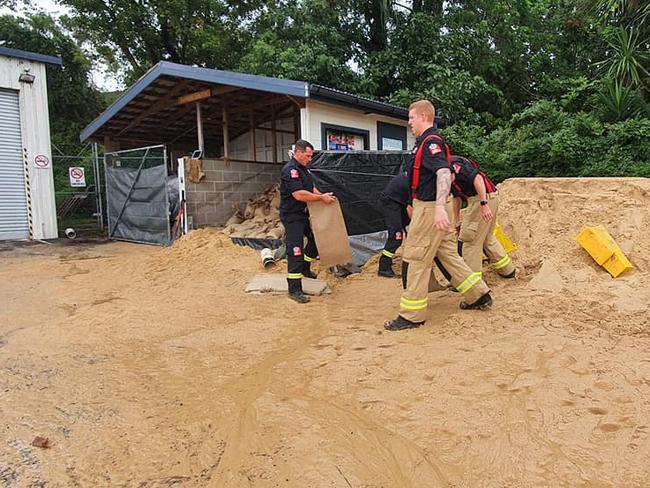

{"left": 412, "top": 134, "right": 451, "bottom": 199}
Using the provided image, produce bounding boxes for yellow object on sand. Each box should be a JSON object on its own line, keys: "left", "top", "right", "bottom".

{"left": 493, "top": 223, "right": 517, "bottom": 254}
{"left": 576, "top": 225, "right": 633, "bottom": 278}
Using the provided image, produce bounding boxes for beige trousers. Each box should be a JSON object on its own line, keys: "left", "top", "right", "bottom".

{"left": 400, "top": 200, "right": 489, "bottom": 323}
{"left": 458, "top": 193, "right": 515, "bottom": 276}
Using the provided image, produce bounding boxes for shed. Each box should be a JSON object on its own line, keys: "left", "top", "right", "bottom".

{"left": 80, "top": 61, "right": 414, "bottom": 233}
{"left": 0, "top": 47, "right": 61, "bottom": 240}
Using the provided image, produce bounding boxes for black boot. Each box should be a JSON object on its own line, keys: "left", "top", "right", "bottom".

{"left": 287, "top": 278, "right": 310, "bottom": 304}
{"left": 378, "top": 254, "right": 397, "bottom": 278}
{"left": 502, "top": 269, "right": 516, "bottom": 279}
{"left": 384, "top": 315, "right": 424, "bottom": 331}
{"left": 302, "top": 261, "right": 317, "bottom": 279}
{"left": 460, "top": 292, "right": 492, "bottom": 310}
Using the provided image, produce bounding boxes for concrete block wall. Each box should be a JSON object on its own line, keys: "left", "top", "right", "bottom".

{"left": 185, "top": 158, "right": 283, "bottom": 227}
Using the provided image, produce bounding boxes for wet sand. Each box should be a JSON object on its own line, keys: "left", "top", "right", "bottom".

{"left": 1, "top": 177, "right": 650, "bottom": 487}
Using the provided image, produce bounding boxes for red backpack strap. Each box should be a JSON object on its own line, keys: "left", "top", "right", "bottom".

{"left": 412, "top": 134, "right": 451, "bottom": 199}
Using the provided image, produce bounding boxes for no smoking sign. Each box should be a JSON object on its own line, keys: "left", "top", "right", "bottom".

{"left": 68, "top": 167, "right": 86, "bottom": 187}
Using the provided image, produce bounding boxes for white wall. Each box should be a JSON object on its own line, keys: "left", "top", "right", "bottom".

{"left": 302, "top": 99, "right": 415, "bottom": 151}
{"left": 0, "top": 56, "right": 58, "bottom": 239}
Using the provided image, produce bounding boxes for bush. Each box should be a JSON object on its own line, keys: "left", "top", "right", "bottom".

{"left": 442, "top": 101, "right": 650, "bottom": 181}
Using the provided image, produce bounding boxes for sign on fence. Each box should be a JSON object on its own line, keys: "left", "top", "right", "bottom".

{"left": 68, "top": 167, "right": 86, "bottom": 187}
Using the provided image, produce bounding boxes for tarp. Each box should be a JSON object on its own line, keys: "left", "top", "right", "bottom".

{"left": 106, "top": 165, "right": 170, "bottom": 245}
{"left": 309, "top": 151, "right": 411, "bottom": 236}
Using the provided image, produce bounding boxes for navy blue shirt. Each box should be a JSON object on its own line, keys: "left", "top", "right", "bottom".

{"left": 280, "top": 158, "right": 315, "bottom": 220}
{"left": 450, "top": 156, "right": 496, "bottom": 199}
{"left": 407, "top": 127, "right": 450, "bottom": 201}
{"left": 381, "top": 172, "right": 412, "bottom": 207}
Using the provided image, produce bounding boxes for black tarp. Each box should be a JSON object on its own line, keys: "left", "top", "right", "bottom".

{"left": 309, "top": 151, "right": 412, "bottom": 236}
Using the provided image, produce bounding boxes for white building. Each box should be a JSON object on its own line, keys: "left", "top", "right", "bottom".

{"left": 0, "top": 47, "right": 61, "bottom": 240}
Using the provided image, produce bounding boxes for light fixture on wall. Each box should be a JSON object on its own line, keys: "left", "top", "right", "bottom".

{"left": 18, "top": 68, "right": 35, "bottom": 84}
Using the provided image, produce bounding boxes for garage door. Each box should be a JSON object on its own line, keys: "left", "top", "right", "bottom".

{"left": 0, "top": 89, "right": 29, "bottom": 240}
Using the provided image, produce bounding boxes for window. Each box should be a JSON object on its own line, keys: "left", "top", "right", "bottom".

{"left": 321, "top": 123, "right": 369, "bottom": 151}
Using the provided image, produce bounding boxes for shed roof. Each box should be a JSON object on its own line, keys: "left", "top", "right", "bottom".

{"left": 80, "top": 61, "right": 407, "bottom": 144}
{"left": 0, "top": 47, "right": 63, "bottom": 66}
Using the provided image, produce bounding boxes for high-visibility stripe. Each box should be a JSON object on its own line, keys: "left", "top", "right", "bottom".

{"left": 491, "top": 255, "right": 512, "bottom": 270}
{"left": 456, "top": 272, "right": 481, "bottom": 294}
{"left": 400, "top": 297, "right": 428, "bottom": 310}
{"left": 287, "top": 273, "right": 303, "bottom": 279}
{"left": 303, "top": 255, "right": 316, "bottom": 263}
{"left": 400, "top": 298, "right": 428, "bottom": 311}
{"left": 382, "top": 249, "right": 395, "bottom": 258}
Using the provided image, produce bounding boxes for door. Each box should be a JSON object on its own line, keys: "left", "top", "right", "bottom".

{"left": 0, "top": 89, "right": 29, "bottom": 240}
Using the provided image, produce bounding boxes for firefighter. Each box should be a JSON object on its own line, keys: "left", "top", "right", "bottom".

{"left": 450, "top": 156, "right": 515, "bottom": 278}
{"left": 279, "top": 139, "right": 336, "bottom": 304}
{"left": 378, "top": 172, "right": 412, "bottom": 278}
{"left": 384, "top": 100, "right": 493, "bottom": 331}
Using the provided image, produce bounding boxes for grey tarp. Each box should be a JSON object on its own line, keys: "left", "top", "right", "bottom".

{"left": 106, "top": 165, "right": 170, "bottom": 245}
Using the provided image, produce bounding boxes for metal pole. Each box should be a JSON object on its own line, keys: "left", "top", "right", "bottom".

{"left": 93, "top": 142, "right": 104, "bottom": 229}
{"left": 196, "top": 102, "right": 204, "bottom": 155}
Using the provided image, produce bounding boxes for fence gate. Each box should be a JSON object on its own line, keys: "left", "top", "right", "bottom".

{"left": 53, "top": 143, "right": 104, "bottom": 238}
{"left": 104, "top": 145, "right": 171, "bottom": 245}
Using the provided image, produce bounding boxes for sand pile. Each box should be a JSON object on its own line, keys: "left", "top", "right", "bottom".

{"left": 2, "top": 177, "right": 650, "bottom": 487}
{"left": 221, "top": 184, "right": 284, "bottom": 239}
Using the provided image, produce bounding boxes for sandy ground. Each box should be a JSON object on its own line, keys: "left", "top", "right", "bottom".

{"left": 1, "top": 177, "right": 650, "bottom": 488}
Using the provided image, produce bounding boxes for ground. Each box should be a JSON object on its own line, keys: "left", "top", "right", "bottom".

{"left": 1, "top": 178, "right": 650, "bottom": 488}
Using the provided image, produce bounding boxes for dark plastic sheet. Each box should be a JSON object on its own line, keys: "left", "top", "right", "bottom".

{"left": 309, "top": 151, "right": 411, "bottom": 236}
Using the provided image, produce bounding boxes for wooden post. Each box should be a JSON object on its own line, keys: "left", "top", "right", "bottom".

{"left": 293, "top": 105, "right": 301, "bottom": 141}
{"left": 271, "top": 104, "right": 278, "bottom": 163}
{"left": 222, "top": 104, "right": 230, "bottom": 161}
{"left": 196, "top": 102, "right": 204, "bottom": 155}
{"left": 249, "top": 109, "right": 256, "bottom": 162}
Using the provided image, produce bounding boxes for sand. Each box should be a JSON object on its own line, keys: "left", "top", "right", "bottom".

{"left": 1, "top": 177, "right": 650, "bottom": 487}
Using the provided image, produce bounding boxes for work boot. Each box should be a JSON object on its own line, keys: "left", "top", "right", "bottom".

{"left": 378, "top": 254, "right": 397, "bottom": 278}
{"left": 287, "top": 278, "right": 310, "bottom": 304}
{"left": 502, "top": 269, "right": 516, "bottom": 279}
{"left": 384, "top": 315, "right": 424, "bottom": 331}
{"left": 303, "top": 261, "right": 317, "bottom": 279}
{"left": 459, "top": 292, "right": 492, "bottom": 310}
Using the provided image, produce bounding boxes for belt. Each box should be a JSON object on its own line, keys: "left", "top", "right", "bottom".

{"left": 412, "top": 198, "right": 450, "bottom": 207}
{"left": 467, "top": 191, "right": 498, "bottom": 202}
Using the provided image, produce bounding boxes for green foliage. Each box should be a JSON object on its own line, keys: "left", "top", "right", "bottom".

{"left": 0, "top": 14, "right": 106, "bottom": 153}
{"left": 442, "top": 102, "right": 650, "bottom": 181}
{"left": 237, "top": 0, "right": 359, "bottom": 89}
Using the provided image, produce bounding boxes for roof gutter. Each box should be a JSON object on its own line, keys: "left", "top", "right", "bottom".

{"left": 308, "top": 84, "right": 408, "bottom": 120}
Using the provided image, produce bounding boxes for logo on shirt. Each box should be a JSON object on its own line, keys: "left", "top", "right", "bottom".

{"left": 290, "top": 169, "right": 299, "bottom": 179}
{"left": 428, "top": 143, "right": 442, "bottom": 155}
{"left": 293, "top": 246, "right": 302, "bottom": 256}
{"left": 396, "top": 231, "right": 402, "bottom": 241}
{"left": 452, "top": 163, "right": 462, "bottom": 175}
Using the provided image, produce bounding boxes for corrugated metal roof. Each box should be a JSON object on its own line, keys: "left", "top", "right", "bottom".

{"left": 80, "top": 61, "right": 407, "bottom": 142}
{"left": 0, "top": 47, "right": 63, "bottom": 66}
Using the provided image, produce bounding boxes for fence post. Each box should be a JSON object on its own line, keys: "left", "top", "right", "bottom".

{"left": 92, "top": 142, "right": 104, "bottom": 230}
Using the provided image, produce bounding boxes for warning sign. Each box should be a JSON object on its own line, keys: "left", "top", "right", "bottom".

{"left": 34, "top": 154, "right": 50, "bottom": 169}
{"left": 68, "top": 167, "right": 86, "bottom": 187}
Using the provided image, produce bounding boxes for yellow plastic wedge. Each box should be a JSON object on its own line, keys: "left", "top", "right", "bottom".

{"left": 493, "top": 223, "right": 517, "bottom": 254}
{"left": 575, "top": 225, "right": 633, "bottom": 278}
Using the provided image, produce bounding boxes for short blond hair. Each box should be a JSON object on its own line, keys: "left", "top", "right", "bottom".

{"left": 408, "top": 100, "right": 435, "bottom": 122}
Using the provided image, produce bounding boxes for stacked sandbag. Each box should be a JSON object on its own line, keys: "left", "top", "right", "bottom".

{"left": 222, "top": 184, "right": 284, "bottom": 239}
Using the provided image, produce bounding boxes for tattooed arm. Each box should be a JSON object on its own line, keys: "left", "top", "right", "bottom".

{"left": 436, "top": 168, "right": 452, "bottom": 205}
{"left": 434, "top": 168, "right": 451, "bottom": 230}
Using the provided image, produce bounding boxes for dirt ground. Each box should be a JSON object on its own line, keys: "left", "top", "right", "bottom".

{"left": 1, "top": 177, "right": 650, "bottom": 488}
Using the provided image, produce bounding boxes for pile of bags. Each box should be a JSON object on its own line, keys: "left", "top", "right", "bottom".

{"left": 221, "top": 184, "right": 284, "bottom": 240}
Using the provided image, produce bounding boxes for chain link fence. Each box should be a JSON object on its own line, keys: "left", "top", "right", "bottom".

{"left": 52, "top": 143, "right": 105, "bottom": 239}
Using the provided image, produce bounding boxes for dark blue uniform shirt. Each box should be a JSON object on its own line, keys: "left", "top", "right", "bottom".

{"left": 280, "top": 158, "right": 315, "bottom": 221}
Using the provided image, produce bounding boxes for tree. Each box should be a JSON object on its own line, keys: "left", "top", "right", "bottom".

{"left": 60, "top": 0, "right": 265, "bottom": 84}
{"left": 0, "top": 13, "right": 106, "bottom": 152}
